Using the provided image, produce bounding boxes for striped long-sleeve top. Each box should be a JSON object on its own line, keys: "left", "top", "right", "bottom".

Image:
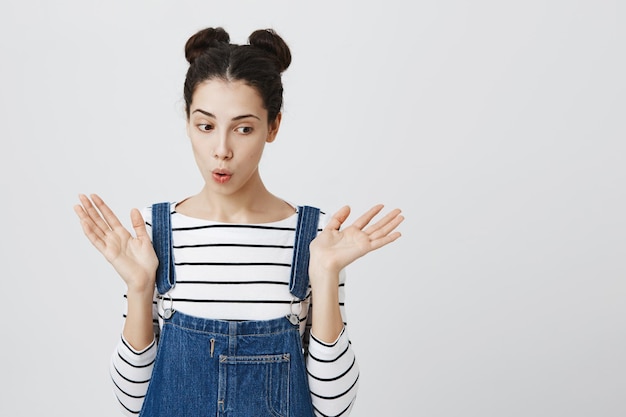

{"left": 110, "top": 202, "right": 359, "bottom": 417}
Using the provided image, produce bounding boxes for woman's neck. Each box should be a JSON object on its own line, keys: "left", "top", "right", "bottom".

{"left": 175, "top": 186, "right": 295, "bottom": 224}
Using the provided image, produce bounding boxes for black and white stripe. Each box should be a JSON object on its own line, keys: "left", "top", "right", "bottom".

{"left": 110, "top": 202, "right": 359, "bottom": 417}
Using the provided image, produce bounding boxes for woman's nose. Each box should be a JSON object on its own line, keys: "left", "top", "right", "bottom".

{"left": 213, "top": 134, "right": 233, "bottom": 160}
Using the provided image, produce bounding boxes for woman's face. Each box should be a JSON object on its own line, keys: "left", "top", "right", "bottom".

{"left": 186, "top": 79, "right": 280, "bottom": 197}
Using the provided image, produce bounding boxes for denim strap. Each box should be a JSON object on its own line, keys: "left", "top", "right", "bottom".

{"left": 152, "top": 202, "right": 176, "bottom": 295}
{"left": 151, "top": 202, "right": 317, "bottom": 299}
{"left": 289, "top": 206, "right": 320, "bottom": 300}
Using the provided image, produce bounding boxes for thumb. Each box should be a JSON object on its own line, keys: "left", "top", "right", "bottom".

{"left": 325, "top": 205, "right": 351, "bottom": 231}
{"left": 130, "top": 208, "right": 149, "bottom": 239}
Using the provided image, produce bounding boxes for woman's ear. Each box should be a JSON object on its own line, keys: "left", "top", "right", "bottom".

{"left": 266, "top": 112, "right": 282, "bottom": 143}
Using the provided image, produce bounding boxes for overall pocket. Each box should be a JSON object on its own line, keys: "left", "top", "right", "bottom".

{"left": 218, "top": 353, "right": 291, "bottom": 417}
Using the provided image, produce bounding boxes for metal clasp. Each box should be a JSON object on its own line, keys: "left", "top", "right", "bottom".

{"left": 158, "top": 292, "right": 175, "bottom": 320}
{"left": 286, "top": 297, "right": 301, "bottom": 326}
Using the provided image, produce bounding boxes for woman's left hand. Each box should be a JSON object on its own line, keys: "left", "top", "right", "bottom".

{"left": 309, "top": 204, "right": 404, "bottom": 278}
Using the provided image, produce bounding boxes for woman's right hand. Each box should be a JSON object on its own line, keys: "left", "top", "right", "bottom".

{"left": 74, "top": 194, "right": 159, "bottom": 292}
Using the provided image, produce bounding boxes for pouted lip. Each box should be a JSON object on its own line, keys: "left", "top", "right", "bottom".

{"left": 212, "top": 168, "right": 232, "bottom": 184}
{"left": 212, "top": 168, "right": 232, "bottom": 176}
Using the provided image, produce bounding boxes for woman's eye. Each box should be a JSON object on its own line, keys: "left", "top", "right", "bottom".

{"left": 236, "top": 126, "right": 253, "bottom": 134}
{"left": 198, "top": 124, "right": 213, "bottom": 132}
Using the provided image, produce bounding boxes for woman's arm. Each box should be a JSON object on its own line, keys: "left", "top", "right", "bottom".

{"left": 305, "top": 270, "right": 360, "bottom": 417}
{"left": 74, "top": 194, "right": 158, "bottom": 349}
{"left": 110, "top": 292, "right": 160, "bottom": 416}
{"left": 110, "top": 332, "right": 158, "bottom": 416}
{"left": 74, "top": 195, "right": 160, "bottom": 414}
{"left": 308, "top": 204, "right": 402, "bottom": 341}
{"left": 305, "top": 205, "right": 403, "bottom": 415}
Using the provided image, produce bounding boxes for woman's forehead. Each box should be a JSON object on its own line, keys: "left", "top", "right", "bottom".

{"left": 190, "top": 79, "right": 266, "bottom": 117}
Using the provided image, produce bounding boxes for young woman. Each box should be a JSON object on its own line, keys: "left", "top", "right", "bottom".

{"left": 74, "top": 27, "right": 403, "bottom": 417}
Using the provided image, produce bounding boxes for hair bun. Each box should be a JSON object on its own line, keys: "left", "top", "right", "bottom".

{"left": 184, "top": 27, "right": 230, "bottom": 64}
{"left": 248, "top": 29, "right": 291, "bottom": 73}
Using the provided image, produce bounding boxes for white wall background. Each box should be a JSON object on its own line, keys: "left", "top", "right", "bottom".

{"left": 1, "top": 1, "right": 624, "bottom": 416}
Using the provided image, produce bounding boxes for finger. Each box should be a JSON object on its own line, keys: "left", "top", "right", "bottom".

{"left": 369, "top": 230, "right": 402, "bottom": 251}
{"left": 324, "top": 205, "right": 351, "bottom": 231}
{"left": 74, "top": 198, "right": 107, "bottom": 241}
{"left": 363, "top": 208, "right": 403, "bottom": 236}
{"left": 130, "top": 208, "right": 150, "bottom": 240}
{"left": 74, "top": 204, "right": 107, "bottom": 252}
{"left": 350, "top": 204, "right": 385, "bottom": 230}
{"left": 91, "top": 194, "right": 127, "bottom": 234}
{"left": 369, "top": 213, "right": 404, "bottom": 241}
{"left": 78, "top": 193, "right": 111, "bottom": 236}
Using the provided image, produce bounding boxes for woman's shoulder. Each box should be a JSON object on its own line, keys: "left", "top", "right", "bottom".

{"left": 139, "top": 200, "right": 176, "bottom": 225}
{"left": 292, "top": 203, "right": 328, "bottom": 230}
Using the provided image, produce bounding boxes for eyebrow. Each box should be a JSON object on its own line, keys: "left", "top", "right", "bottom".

{"left": 191, "top": 109, "right": 261, "bottom": 121}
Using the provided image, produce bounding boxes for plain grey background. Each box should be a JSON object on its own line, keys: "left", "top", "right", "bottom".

{"left": 1, "top": 0, "right": 624, "bottom": 416}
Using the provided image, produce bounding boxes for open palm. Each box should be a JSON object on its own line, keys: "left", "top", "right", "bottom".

{"left": 309, "top": 204, "right": 403, "bottom": 275}
{"left": 74, "top": 194, "right": 159, "bottom": 291}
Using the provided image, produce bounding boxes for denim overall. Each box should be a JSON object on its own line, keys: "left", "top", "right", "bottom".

{"left": 138, "top": 203, "right": 319, "bottom": 417}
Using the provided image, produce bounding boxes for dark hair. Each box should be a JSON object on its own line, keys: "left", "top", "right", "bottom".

{"left": 183, "top": 27, "right": 291, "bottom": 122}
